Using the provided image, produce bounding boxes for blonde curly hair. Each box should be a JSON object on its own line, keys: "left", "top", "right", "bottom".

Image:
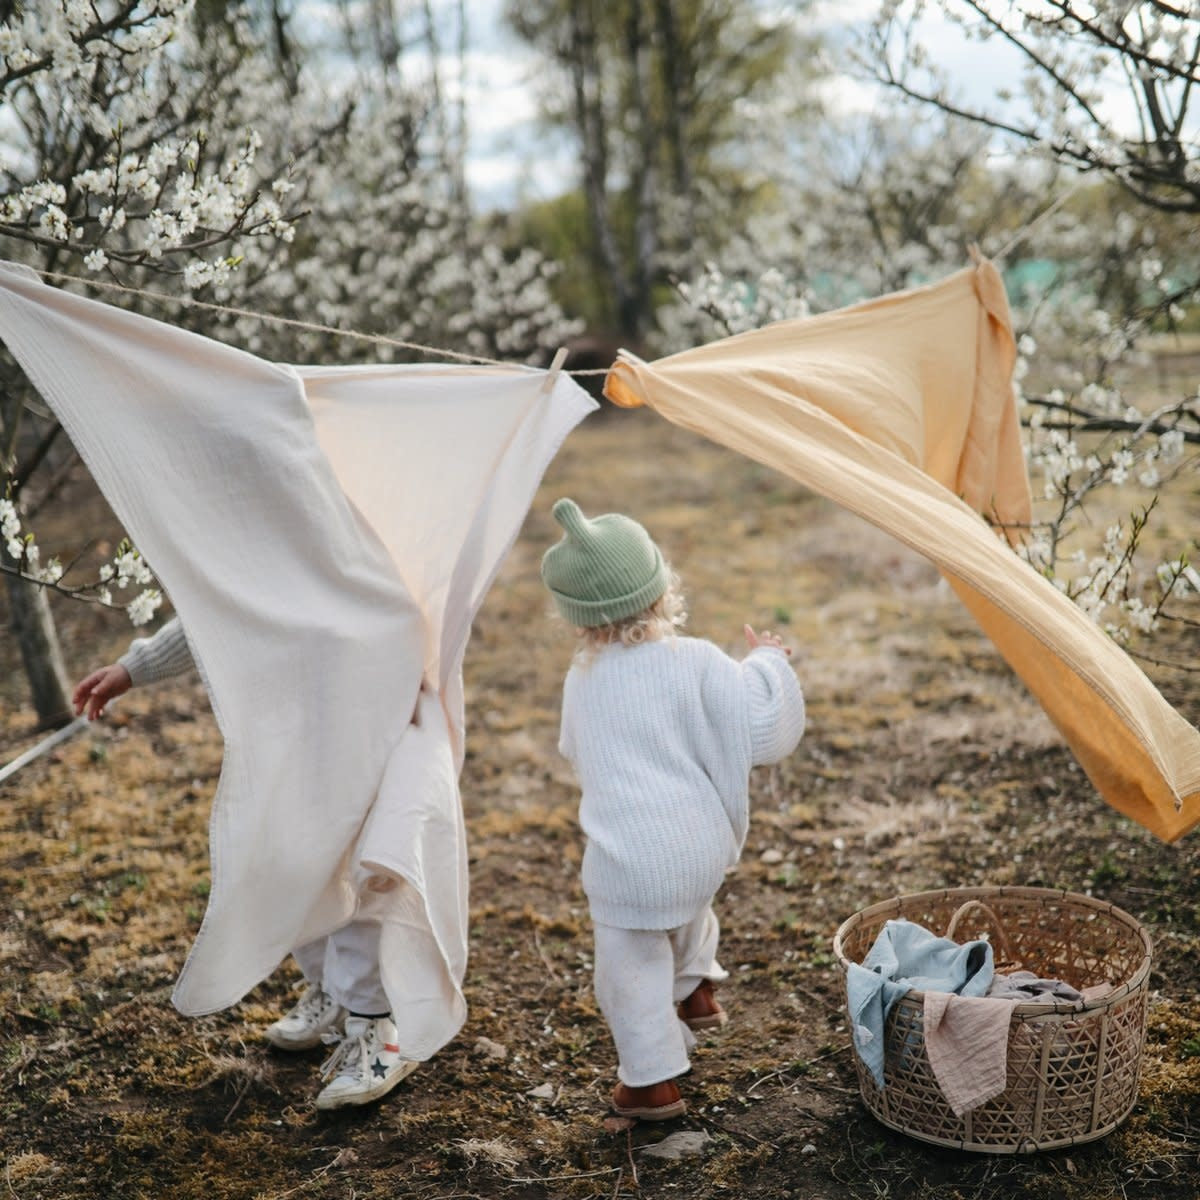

{"left": 572, "top": 571, "right": 687, "bottom": 660}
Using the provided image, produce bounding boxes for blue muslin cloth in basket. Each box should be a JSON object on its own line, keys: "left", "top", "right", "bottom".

{"left": 846, "top": 918, "right": 995, "bottom": 1088}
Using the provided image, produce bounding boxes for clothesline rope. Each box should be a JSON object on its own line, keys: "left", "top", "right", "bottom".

{"left": 32, "top": 267, "right": 615, "bottom": 376}
{"left": 32, "top": 188, "right": 1074, "bottom": 374}
{"left": 988, "top": 180, "right": 1086, "bottom": 263}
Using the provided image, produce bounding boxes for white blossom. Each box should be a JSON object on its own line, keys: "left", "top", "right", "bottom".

{"left": 1157, "top": 429, "right": 1185, "bottom": 463}
{"left": 0, "top": 498, "right": 19, "bottom": 540}
{"left": 35, "top": 558, "right": 64, "bottom": 584}
{"left": 126, "top": 589, "right": 163, "bottom": 626}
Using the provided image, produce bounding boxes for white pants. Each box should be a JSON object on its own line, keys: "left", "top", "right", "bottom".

{"left": 593, "top": 905, "right": 728, "bottom": 1087}
{"left": 293, "top": 919, "right": 388, "bottom": 1014}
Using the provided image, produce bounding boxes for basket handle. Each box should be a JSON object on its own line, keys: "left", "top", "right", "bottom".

{"left": 945, "top": 899, "right": 1016, "bottom": 964}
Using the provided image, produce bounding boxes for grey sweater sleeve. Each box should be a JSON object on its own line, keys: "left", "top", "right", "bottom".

{"left": 118, "top": 616, "right": 195, "bottom": 686}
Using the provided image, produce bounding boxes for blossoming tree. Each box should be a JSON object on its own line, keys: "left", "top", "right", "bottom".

{"left": 863, "top": 0, "right": 1200, "bottom": 658}
{"left": 656, "top": 93, "right": 1198, "bottom": 662}
{"left": 0, "top": 0, "right": 579, "bottom": 725}
{"left": 0, "top": 1, "right": 306, "bottom": 722}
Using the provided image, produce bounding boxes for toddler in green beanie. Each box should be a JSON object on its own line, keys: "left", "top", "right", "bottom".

{"left": 541, "top": 498, "right": 807, "bottom": 1120}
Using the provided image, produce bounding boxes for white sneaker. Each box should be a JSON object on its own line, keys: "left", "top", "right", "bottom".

{"left": 315, "top": 1015, "right": 419, "bottom": 1110}
{"left": 264, "top": 983, "right": 346, "bottom": 1051}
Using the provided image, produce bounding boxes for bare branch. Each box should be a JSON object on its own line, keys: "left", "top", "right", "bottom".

{"left": 9, "top": 420, "right": 62, "bottom": 495}
{"left": 0, "top": 560, "right": 118, "bottom": 608}
{"left": 1129, "top": 646, "right": 1200, "bottom": 672}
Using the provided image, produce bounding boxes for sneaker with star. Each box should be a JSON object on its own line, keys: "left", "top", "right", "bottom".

{"left": 315, "top": 1015, "right": 419, "bottom": 1110}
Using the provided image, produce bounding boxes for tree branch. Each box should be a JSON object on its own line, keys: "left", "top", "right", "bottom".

{"left": 1036, "top": 2, "right": 1200, "bottom": 85}
{"left": 10, "top": 420, "right": 61, "bottom": 495}
{"left": 0, "top": 560, "right": 118, "bottom": 608}
{"left": 0, "top": 2, "right": 155, "bottom": 91}
{"left": 1128, "top": 647, "right": 1200, "bottom": 673}
{"left": 960, "top": 0, "right": 1107, "bottom": 129}
{"left": 870, "top": 6, "right": 1200, "bottom": 213}
{"left": 1023, "top": 396, "right": 1200, "bottom": 444}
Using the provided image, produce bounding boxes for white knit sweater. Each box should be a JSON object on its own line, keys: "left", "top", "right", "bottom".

{"left": 119, "top": 615, "right": 194, "bottom": 686}
{"left": 559, "top": 637, "right": 805, "bottom": 930}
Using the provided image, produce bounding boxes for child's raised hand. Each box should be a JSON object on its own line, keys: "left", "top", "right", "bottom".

{"left": 744, "top": 624, "right": 792, "bottom": 656}
{"left": 73, "top": 663, "right": 132, "bottom": 721}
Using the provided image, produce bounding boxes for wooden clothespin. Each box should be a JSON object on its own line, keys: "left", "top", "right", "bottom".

{"left": 540, "top": 347, "right": 569, "bottom": 394}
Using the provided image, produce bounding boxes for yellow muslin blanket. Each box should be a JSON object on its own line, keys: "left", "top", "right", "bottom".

{"left": 605, "top": 257, "right": 1200, "bottom": 842}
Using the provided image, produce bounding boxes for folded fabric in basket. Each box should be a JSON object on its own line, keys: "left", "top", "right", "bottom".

{"left": 987, "top": 970, "right": 1083, "bottom": 1002}
{"left": 846, "top": 919, "right": 995, "bottom": 1089}
{"left": 923, "top": 992, "right": 1017, "bottom": 1116}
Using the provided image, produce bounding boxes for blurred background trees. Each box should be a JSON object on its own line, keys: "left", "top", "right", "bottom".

{"left": 505, "top": 0, "right": 816, "bottom": 340}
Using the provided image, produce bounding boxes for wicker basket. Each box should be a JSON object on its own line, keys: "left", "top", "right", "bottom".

{"left": 832, "top": 886, "right": 1152, "bottom": 1154}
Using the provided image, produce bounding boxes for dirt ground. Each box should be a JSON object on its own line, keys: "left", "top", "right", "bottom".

{"left": 2, "top": 411, "right": 1198, "bottom": 1200}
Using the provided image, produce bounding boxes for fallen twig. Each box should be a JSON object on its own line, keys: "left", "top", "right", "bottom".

{"left": 222, "top": 1072, "right": 255, "bottom": 1125}
{"left": 531, "top": 924, "right": 561, "bottom": 983}
{"left": 745, "top": 1066, "right": 792, "bottom": 1096}
{"left": 792, "top": 985, "right": 838, "bottom": 1013}
{"left": 257, "top": 1149, "right": 358, "bottom": 1200}
{"left": 508, "top": 1168, "right": 619, "bottom": 1186}
{"left": 624, "top": 1125, "right": 640, "bottom": 1190}
{"left": 0, "top": 1045, "right": 35, "bottom": 1085}
{"left": 746, "top": 1042, "right": 853, "bottom": 1096}
{"left": 12, "top": 1009, "right": 92, "bottom": 1034}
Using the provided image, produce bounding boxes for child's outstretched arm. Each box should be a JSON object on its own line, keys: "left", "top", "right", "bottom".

{"left": 73, "top": 615, "right": 194, "bottom": 721}
{"left": 73, "top": 663, "right": 133, "bottom": 721}
{"left": 740, "top": 624, "right": 805, "bottom": 765}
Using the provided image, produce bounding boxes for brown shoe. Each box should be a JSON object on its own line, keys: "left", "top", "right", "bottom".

{"left": 678, "top": 979, "right": 728, "bottom": 1031}
{"left": 611, "top": 1080, "right": 686, "bottom": 1121}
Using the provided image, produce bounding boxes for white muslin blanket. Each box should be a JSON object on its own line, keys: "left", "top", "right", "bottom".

{"left": 0, "top": 262, "right": 595, "bottom": 1058}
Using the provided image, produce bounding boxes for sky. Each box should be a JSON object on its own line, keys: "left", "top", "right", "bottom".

{"left": 451, "top": 0, "right": 566, "bottom": 205}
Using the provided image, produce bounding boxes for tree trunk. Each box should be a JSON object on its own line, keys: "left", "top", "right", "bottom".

{"left": 568, "top": 0, "right": 636, "bottom": 336}
{"left": 3, "top": 563, "right": 72, "bottom": 728}
{"left": 2, "top": 369, "right": 73, "bottom": 726}
{"left": 653, "top": 0, "right": 697, "bottom": 250}
{"left": 626, "top": 2, "right": 658, "bottom": 338}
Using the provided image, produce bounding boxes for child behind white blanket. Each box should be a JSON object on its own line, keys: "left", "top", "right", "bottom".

{"left": 541, "top": 498, "right": 806, "bottom": 1121}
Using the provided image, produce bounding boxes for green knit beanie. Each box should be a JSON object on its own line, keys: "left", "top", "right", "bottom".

{"left": 541, "top": 498, "right": 669, "bottom": 628}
